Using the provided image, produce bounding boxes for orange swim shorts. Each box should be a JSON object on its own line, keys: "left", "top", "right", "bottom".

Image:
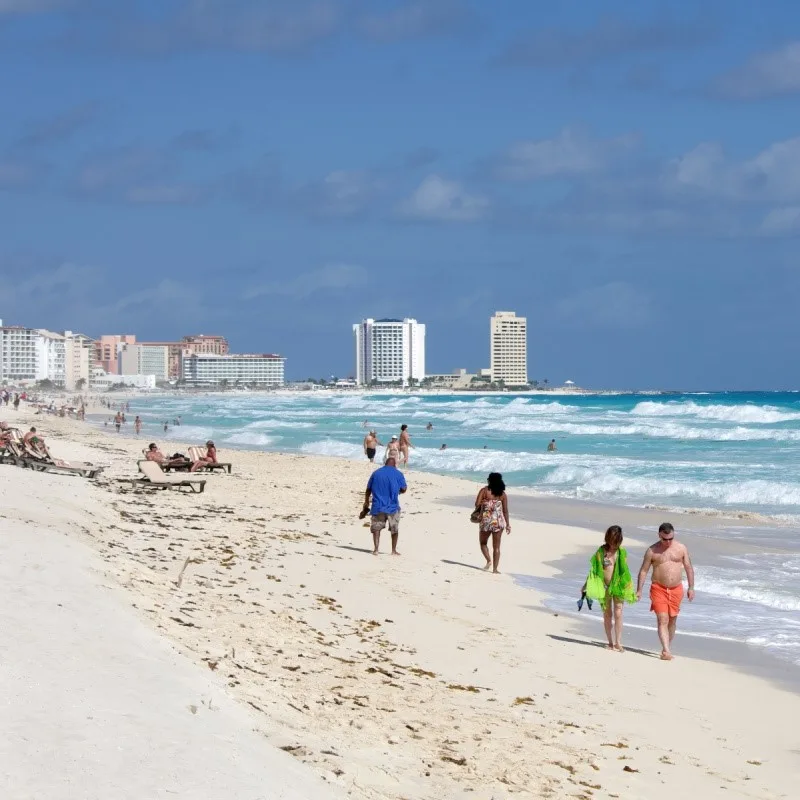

{"left": 650, "top": 582, "right": 684, "bottom": 617}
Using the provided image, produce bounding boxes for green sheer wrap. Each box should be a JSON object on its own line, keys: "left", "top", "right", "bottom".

{"left": 585, "top": 546, "right": 637, "bottom": 610}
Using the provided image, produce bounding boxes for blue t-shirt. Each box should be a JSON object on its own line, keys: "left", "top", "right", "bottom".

{"left": 367, "top": 465, "right": 407, "bottom": 515}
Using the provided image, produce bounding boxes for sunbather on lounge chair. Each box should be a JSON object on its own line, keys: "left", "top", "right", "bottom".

{"left": 190, "top": 440, "right": 217, "bottom": 472}
{"left": 146, "top": 442, "right": 194, "bottom": 471}
{"left": 23, "top": 427, "right": 50, "bottom": 459}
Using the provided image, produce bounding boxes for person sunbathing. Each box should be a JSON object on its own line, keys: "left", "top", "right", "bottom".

{"left": 145, "top": 443, "right": 192, "bottom": 470}
{"left": 190, "top": 440, "right": 217, "bottom": 472}
{"left": 23, "top": 427, "right": 50, "bottom": 459}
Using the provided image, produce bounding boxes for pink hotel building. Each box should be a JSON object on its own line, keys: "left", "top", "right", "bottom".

{"left": 95, "top": 334, "right": 229, "bottom": 379}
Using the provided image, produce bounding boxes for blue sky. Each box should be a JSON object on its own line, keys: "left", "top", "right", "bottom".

{"left": 2, "top": 0, "right": 800, "bottom": 389}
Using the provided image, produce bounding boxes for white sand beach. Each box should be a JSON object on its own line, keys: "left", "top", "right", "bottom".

{"left": 2, "top": 406, "right": 799, "bottom": 799}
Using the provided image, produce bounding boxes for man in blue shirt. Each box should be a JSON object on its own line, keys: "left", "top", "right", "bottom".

{"left": 361, "top": 456, "right": 407, "bottom": 555}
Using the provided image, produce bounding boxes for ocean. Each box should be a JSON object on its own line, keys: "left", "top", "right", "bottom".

{"left": 121, "top": 390, "right": 800, "bottom": 668}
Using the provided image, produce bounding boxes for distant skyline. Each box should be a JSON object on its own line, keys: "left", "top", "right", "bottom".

{"left": 2, "top": 1, "right": 800, "bottom": 389}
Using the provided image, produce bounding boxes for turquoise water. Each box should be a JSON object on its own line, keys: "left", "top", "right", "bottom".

{"left": 121, "top": 390, "right": 800, "bottom": 667}
{"left": 128, "top": 391, "right": 800, "bottom": 521}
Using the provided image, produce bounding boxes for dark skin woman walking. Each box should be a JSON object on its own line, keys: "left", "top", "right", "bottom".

{"left": 473, "top": 472, "right": 510, "bottom": 573}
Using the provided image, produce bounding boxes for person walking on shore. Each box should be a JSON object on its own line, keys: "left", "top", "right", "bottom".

{"left": 363, "top": 430, "right": 382, "bottom": 463}
{"left": 360, "top": 456, "right": 407, "bottom": 556}
{"left": 581, "top": 525, "right": 637, "bottom": 652}
{"left": 636, "top": 522, "right": 695, "bottom": 661}
{"left": 134, "top": 416, "right": 142, "bottom": 435}
{"left": 473, "top": 473, "right": 510, "bottom": 574}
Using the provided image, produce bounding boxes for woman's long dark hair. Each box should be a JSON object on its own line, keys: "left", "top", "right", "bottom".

{"left": 487, "top": 472, "right": 506, "bottom": 497}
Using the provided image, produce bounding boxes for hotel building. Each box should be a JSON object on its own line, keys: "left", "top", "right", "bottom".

{"left": 35, "top": 330, "right": 66, "bottom": 387}
{"left": 489, "top": 311, "right": 528, "bottom": 386}
{"left": 63, "top": 332, "right": 94, "bottom": 390}
{"left": 1, "top": 325, "right": 95, "bottom": 389}
{"left": 0, "top": 325, "right": 39, "bottom": 384}
{"left": 353, "top": 318, "right": 426, "bottom": 386}
{"left": 96, "top": 334, "right": 229, "bottom": 379}
{"left": 182, "top": 353, "right": 285, "bottom": 387}
{"left": 118, "top": 343, "right": 170, "bottom": 383}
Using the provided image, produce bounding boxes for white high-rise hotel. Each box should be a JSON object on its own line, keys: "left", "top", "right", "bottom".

{"left": 353, "top": 318, "right": 425, "bottom": 386}
{"left": 490, "top": 311, "right": 528, "bottom": 386}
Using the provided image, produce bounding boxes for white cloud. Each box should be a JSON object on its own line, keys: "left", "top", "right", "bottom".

{"left": 244, "top": 263, "right": 367, "bottom": 300}
{"left": 0, "top": 262, "right": 95, "bottom": 305}
{"left": 0, "top": 0, "right": 67, "bottom": 13}
{"left": 397, "top": 174, "right": 489, "bottom": 222}
{"left": 667, "top": 137, "right": 800, "bottom": 203}
{"left": 70, "top": 144, "right": 205, "bottom": 205}
{"left": 492, "top": 128, "right": 638, "bottom": 181}
{"left": 126, "top": 184, "right": 204, "bottom": 204}
{"left": 760, "top": 207, "right": 800, "bottom": 236}
{"left": 358, "top": 0, "right": 470, "bottom": 41}
{"left": 0, "top": 158, "right": 46, "bottom": 189}
{"left": 717, "top": 42, "right": 800, "bottom": 99}
{"left": 555, "top": 282, "right": 652, "bottom": 328}
{"left": 290, "top": 169, "right": 381, "bottom": 218}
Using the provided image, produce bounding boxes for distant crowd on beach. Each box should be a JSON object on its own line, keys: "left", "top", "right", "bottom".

{"left": 359, "top": 420, "right": 695, "bottom": 661}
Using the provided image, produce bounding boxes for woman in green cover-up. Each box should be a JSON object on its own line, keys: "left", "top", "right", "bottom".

{"left": 581, "top": 525, "right": 637, "bottom": 652}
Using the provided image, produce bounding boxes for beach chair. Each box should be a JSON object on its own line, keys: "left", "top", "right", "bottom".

{"left": 24, "top": 459, "right": 106, "bottom": 479}
{"left": 188, "top": 446, "right": 233, "bottom": 474}
{"left": 6, "top": 428, "right": 105, "bottom": 478}
{"left": 0, "top": 434, "right": 26, "bottom": 466}
{"left": 142, "top": 448, "right": 192, "bottom": 472}
{"left": 118, "top": 460, "right": 206, "bottom": 493}
{"left": 3, "top": 428, "right": 105, "bottom": 478}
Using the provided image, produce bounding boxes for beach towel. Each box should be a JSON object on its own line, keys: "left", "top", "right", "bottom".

{"left": 585, "top": 546, "right": 637, "bottom": 610}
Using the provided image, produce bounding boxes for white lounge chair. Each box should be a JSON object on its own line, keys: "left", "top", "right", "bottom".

{"left": 187, "top": 446, "right": 233, "bottom": 474}
{"left": 118, "top": 460, "right": 207, "bottom": 493}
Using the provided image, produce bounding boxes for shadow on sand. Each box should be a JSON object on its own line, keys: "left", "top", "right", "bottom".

{"left": 547, "top": 634, "right": 657, "bottom": 659}
{"left": 337, "top": 545, "right": 376, "bottom": 555}
{"left": 441, "top": 559, "right": 487, "bottom": 572}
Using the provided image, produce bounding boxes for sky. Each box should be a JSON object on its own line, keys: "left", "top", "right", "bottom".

{"left": 1, "top": 0, "right": 800, "bottom": 389}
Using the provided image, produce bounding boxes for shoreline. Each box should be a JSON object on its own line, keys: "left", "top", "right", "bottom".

{"left": 86, "top": 409, "right": 798, "bottom": 529}
{"left": 447, "top": 491, "right": 800, "bottom": 688}
{"left": 5, "top": 405, "right": 800, "bottom": 798}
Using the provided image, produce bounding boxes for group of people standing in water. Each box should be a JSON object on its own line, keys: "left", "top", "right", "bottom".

{"left": 362, "top": 424, "right": 413, "bottom": 466}
{"left": 359, "top": 420, "right": 695, "bottom": 660}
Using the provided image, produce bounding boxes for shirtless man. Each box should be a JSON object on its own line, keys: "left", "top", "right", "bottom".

{"left": 636, "top": 522, "right": 695, "bottom": 660}
{"left": 146, "top": 443, "right": 192, "bottom": 470}
{"left": 398, "top": 424, "right": 412, "bottom": 466}
{"left": 23, "top": 427, "right": 49, "bottom": 458}
{"left": 363, "top": 430, "right": 382, "bottom": 463}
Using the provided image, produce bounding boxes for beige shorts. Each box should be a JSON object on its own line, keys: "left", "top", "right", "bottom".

{"left": 371, "top": 512, "right": 400, "bottom": 534}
